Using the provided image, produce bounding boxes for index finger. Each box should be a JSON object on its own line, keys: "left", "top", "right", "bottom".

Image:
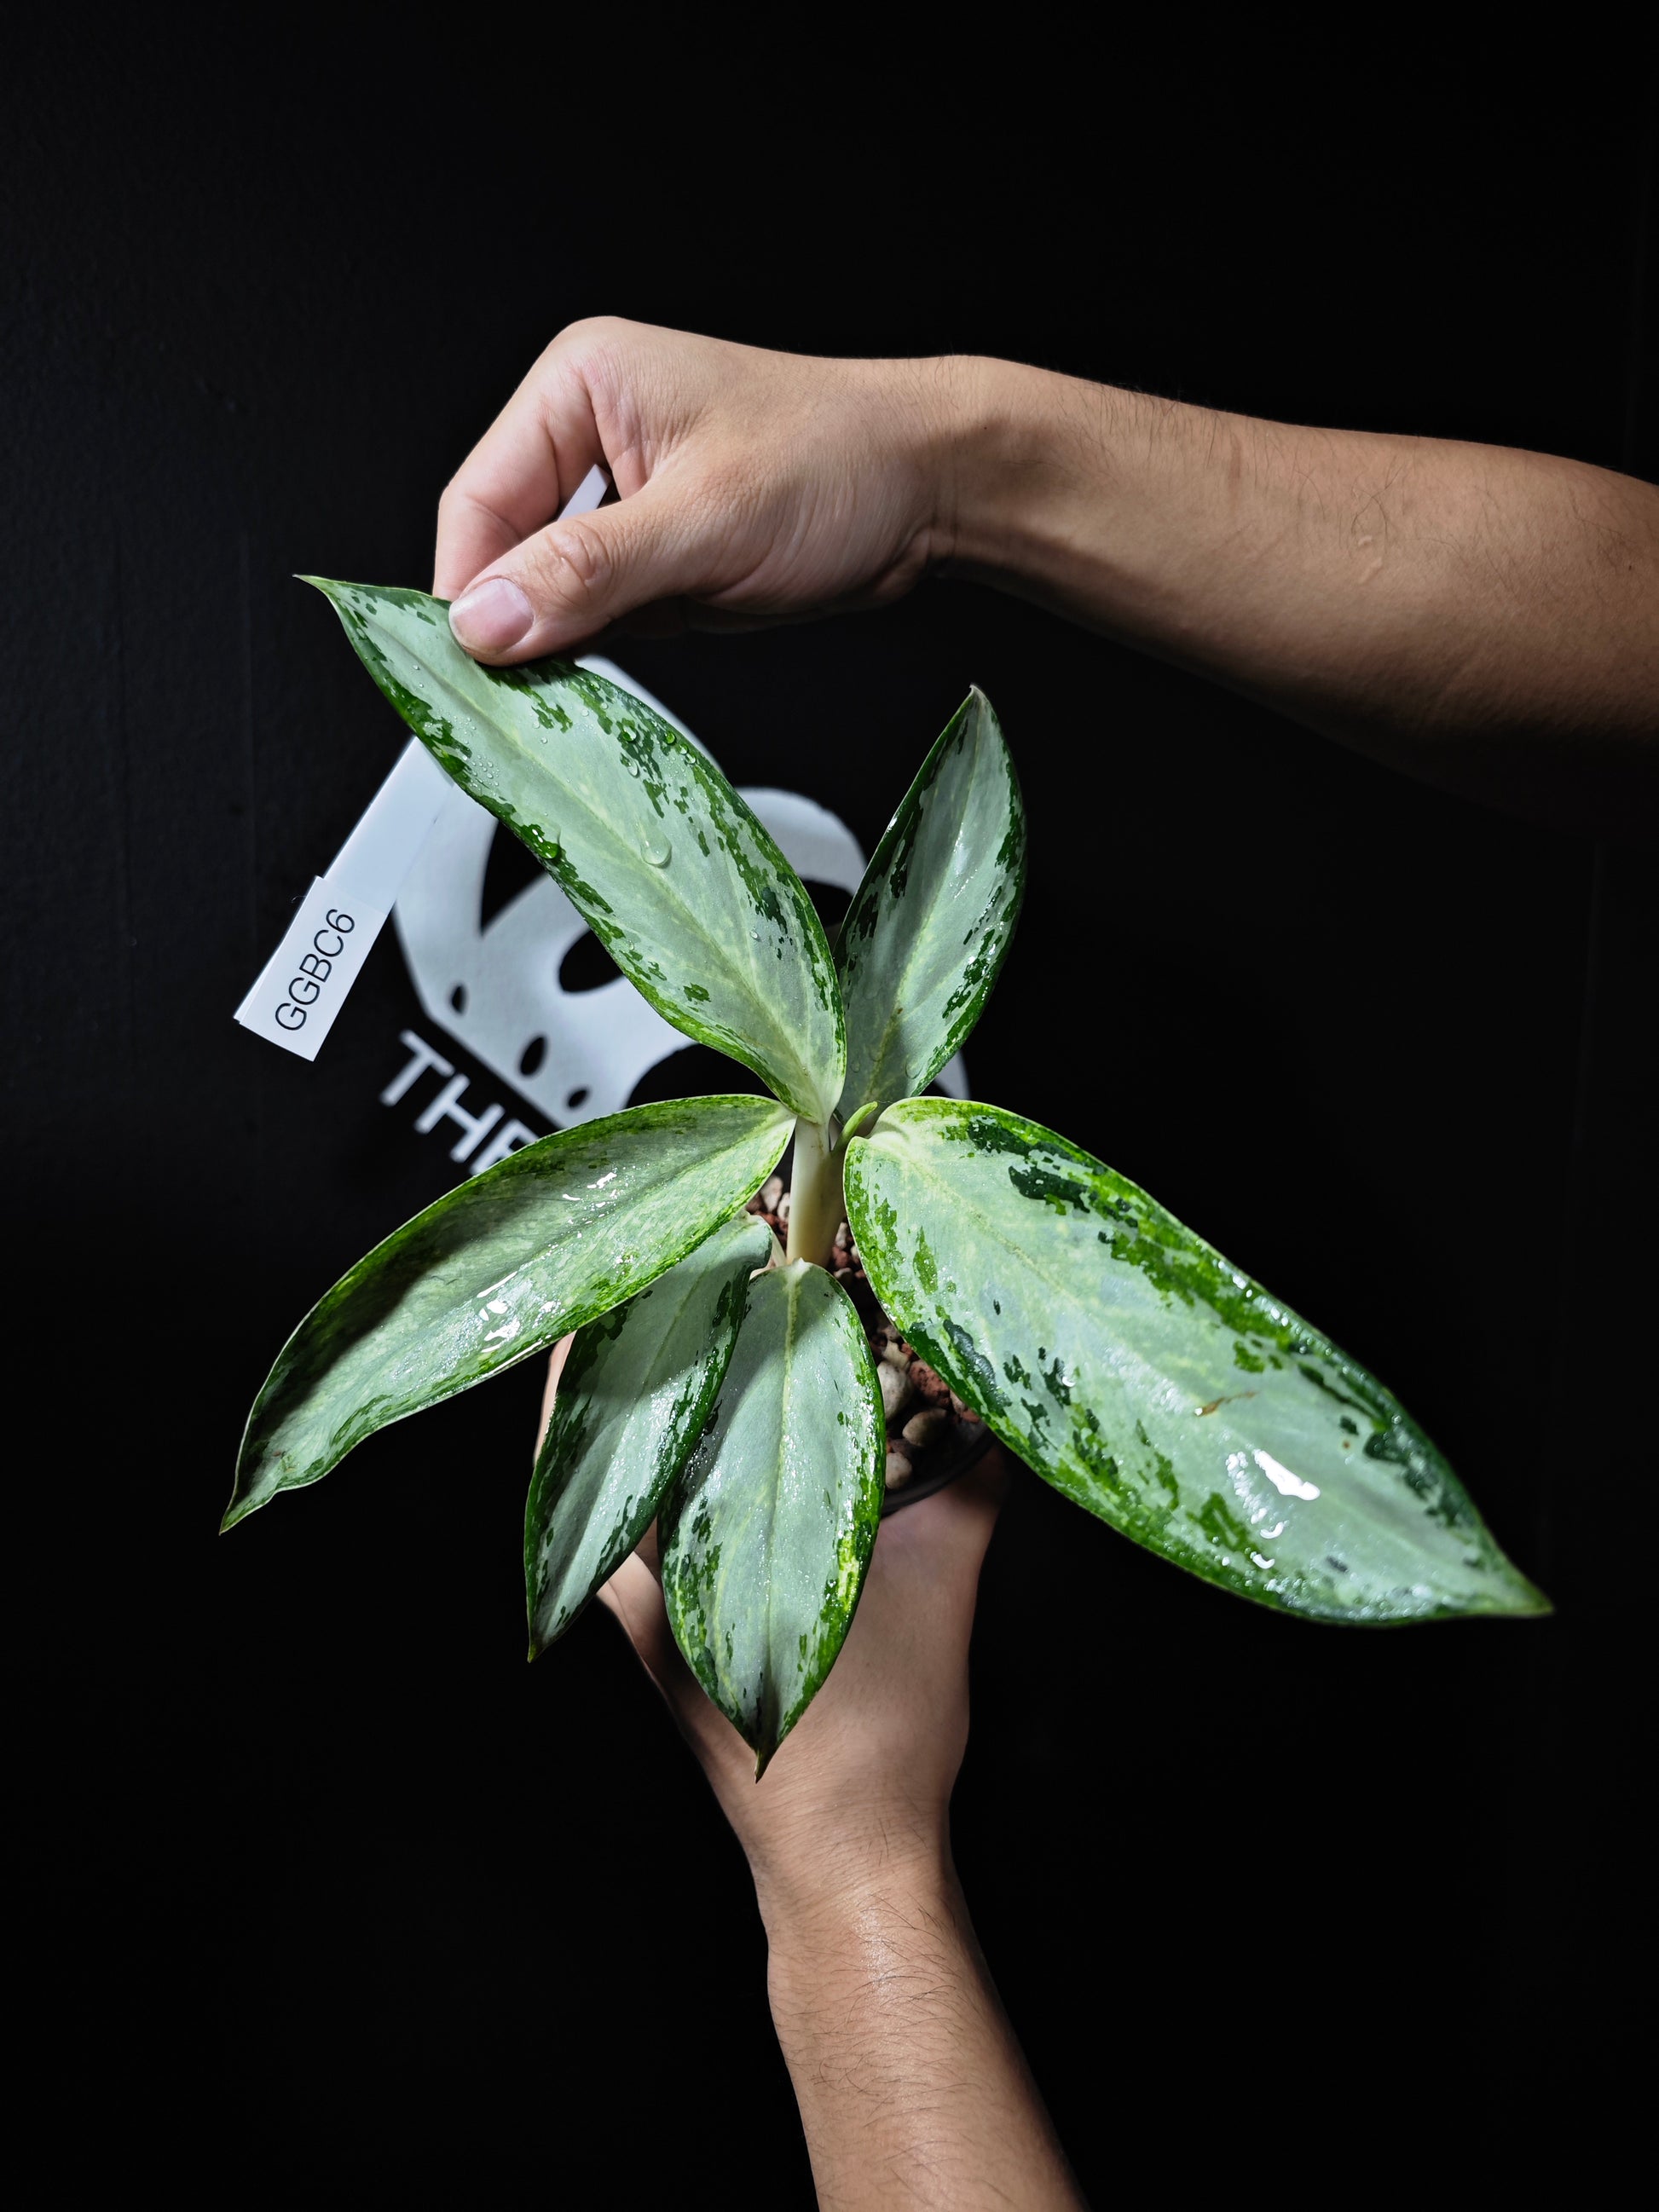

{"left": 434, "top": 338, "right": 610, "bottom": 597}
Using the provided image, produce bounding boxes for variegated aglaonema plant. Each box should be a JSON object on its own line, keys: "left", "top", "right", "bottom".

{"left": 228, "top": 581, "right": 1549, "bottom": 1773}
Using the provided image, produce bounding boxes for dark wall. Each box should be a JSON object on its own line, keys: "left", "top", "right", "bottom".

{"left": 9, "top": 23, "right": 1652, "bottom": 2194}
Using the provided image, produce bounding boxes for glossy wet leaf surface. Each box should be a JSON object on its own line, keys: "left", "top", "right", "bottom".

{"left": 525, "top": 1213, "right": 773, "bottom": 1652}
{"left": 309, "top": 580, "right": 845, "bottom": 1123}
{"left": 846, "top": 1100, "right": 1546, "bottom": 1624}
{"left": 228, "top": 1096, "right": 791, "bottom": 1528}
{"left": 659, "top": 1261, "right": 885, "bottom": 1770}
{"left": 836, "top": 688, "right": 1025, "bottom": 1116}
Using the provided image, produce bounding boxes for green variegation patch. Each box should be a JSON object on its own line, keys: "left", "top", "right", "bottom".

{"left": 659, "top": 1261, "right": 885, "bottom": 1771}
{"left": 836, "top": 688, "right": 1025, "bottom": 1116}
{"left": 846, "top": 1099, "right": 1546, "bottom": 1626}
{"left": 306, "top": 580, "right": 845, "bottom": 1123}
{"left": 526, "top": 1213, "right": 773, "bottom": 1651}
{"left": 228, "top": 1097, "right": 790, "bottom": 1528}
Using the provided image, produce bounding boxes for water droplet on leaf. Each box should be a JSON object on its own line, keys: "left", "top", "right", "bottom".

{"left": 642, "top": 835, "right": 671, "bottom": 867}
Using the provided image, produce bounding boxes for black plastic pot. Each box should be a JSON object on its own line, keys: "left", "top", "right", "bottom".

{"left": 881, "top": 1416, "right": 995, "bottom": 1516}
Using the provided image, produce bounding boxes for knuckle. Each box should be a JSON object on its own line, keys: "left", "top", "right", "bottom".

{"left": 436, "top": 475, "right": 491, "bottom": 528}
{"left": 527, "top": 516, "right": 615, "bottom": 607}
{"left": 558, "top": 311, "right": 630, "bottom": 349}
{"left": 550, "top": 313, "right": 633, "bottom": 381}
{"left": 551, "top": 315, "right": 658, "bottom": 427}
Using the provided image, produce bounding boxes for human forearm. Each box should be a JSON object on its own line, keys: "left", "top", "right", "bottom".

{"left": 438, "top": 317, "right": 1656, "bottom": 829}
{"left": 586, "top": 1451, "right": 1075, "bottom": 2206}
{"left": 939, "top": 356, "right": 1659, "bottom": 828}
{"left": 758, "top": 1846, "right": 1086, "bottom": 2212}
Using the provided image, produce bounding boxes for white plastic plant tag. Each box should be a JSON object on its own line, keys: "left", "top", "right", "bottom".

{"left": 234, "top": 461, "right": 611, "bottom": 1060}
{"left": 234, "top": 878, "right": 392, "bottom": 1061}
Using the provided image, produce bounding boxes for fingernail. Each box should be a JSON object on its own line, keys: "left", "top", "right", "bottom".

{"left": 449, "top": 577, "right": 533, "bottom": 654}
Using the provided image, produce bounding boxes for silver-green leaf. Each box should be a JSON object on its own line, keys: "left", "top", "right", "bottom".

{"left": 659, "top": 1261, "right": 885, "bottom": 1771}
{"left": 836, "top": 688, "right": 1025, "bottom": 1116}
{"left": 228, "top": 1096, "right": 791, "bottom": 1529}
{"left": 845, "top": 1099, "right": 1547, "bottom": 1625}
{"left": 525, "top": 1212, "right": 774, "bottom": 1653}
{"left": 308, "top": 580, "right": 846, "bottom": 1123}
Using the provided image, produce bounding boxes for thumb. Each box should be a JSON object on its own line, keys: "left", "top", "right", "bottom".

{"left": 447, "top": 479, "right": 716, "bottom": 662}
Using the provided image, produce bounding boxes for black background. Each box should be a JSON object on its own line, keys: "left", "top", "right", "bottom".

{"left": 9, "top": 21, "right": 1654, "bottom": 2197}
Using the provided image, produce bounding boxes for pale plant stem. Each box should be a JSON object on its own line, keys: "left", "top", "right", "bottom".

{"left": 784, "top": 1115, "right": 845, "bottom": 1269}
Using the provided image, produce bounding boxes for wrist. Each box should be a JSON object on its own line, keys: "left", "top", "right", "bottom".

{"left": 747, "top": 1807, "right": 955, "bottom": 1949}
{"left": 756, "top": 1829, "right": 959, "bottom": 1988}
{"left": 932, "top": 355, "right": 1197, "bottom": 604}
{"left": 923, "top": 355, "right": 1074, "bottom": 578}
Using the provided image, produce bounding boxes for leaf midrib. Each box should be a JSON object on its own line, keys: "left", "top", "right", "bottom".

{"left": 757, "top": 1271, "right": 800, "bottom": 1741}
{"left": 546, "top": 1242, "right": 739, "bottom": 1597}
{"left": 874, "top": 1132, "right": 1437, "bottom": 1562}
{"left": 843, "top": 728, "right": 1005, "bottom": 1103}
{"left": 257, "top": 1112, "right": 783, "bottom": 1495}
{"left": 409, "top": 632, "right": 824, "bottom": 1103}
{"left": 574, "top": 1258, "right": 711, "bottom": 1487}
{"left": 870, "top": 1132, "right": 1266, "bottom": 1440}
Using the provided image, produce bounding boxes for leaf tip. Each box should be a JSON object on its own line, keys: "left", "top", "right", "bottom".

{"left": 296, "top": 575, "right": 361, "bottom": 616}
{"left": 221, "top": 1460, "right": 273, "bottom": 1533}
{"left": 1506, "top": 1575, "right": 1553, "bottom": 1619}
{"left": 1482, "top": 1548, "right": 1553, "bottom": 1620}
{"left": 839, "top": 1100, "right": 880, "bottom": 1146}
